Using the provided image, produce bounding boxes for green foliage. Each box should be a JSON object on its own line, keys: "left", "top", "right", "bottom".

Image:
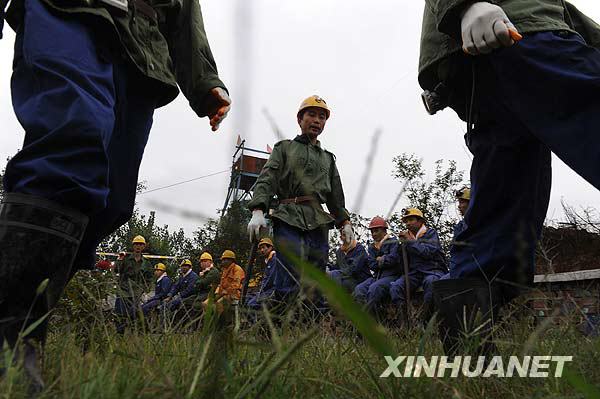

{"left": 192, "top": 200, "right": 253, "bottom": 267}
{"left": 390, "top": 153, "right": 466, "bottom": 254}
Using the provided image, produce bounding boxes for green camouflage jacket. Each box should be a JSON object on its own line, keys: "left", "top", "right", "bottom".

{"left": 248, "top": 134, "right": 350, "bottom": 231}
{"left": 419, "top": 0, "right": 600, "bottom": 96}
{"left": 6, "top": 0, "right": 226, "bottom": 116}
{"left": 196, "top": 266, "right": 220, "bottom": 294}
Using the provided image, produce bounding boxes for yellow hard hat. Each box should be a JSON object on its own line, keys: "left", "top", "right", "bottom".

{"left": 258, "top": 238, "right": 274, "bottom": 247}
{"left": 180, "top": 259, "right": 193, "bottom": 267}
{"left": 221, "top": 250, "right": 236, "bottom": 260}
{"left": 401, "top": 208, "right": 424, "bottom": 221}
{"left": 132, "top": 235, "right": 146, "bottom": 244}
{"left": 456, "top": 187, "right": 471, "bottom": 201}
{"left": 297, "top": 95, "right": 330, "bottom": 119}
{"left": 200, "top": 252, "right": 213, "bottom": 261}
{"left": 154, "top": 263, "right": 167, "bottom": 272}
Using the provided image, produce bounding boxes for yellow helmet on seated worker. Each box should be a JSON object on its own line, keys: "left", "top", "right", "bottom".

{"left": 200, "top": 252, "right": 213, "bottom": 261}
{"left": 456, "top": 187, "right": 471, "bottom": 201}
{"left": 297, "top": 95, "right": 330, "bottom": 119}
{"left": 154, "top": 263, "right": 167, "bottom": 272}
{"left": 401, "top": 208, "right": 424, "bottom": 221}
{"left": 258, "top": 238, "right": 274, "bottom": 247}
{"left": 180, "top": 259, "right": 193, "bottom": 267}
{"left": 221, "top": 250, "right": 236, "bottom": 260}
{"left": 132, "top": 235, "right": 146, "bottom": 244}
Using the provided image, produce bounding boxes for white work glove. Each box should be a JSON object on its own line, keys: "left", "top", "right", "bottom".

{"left": 341, "top": 222, "right": 354, "bottom": 246}
{"left": 247, "top": 209, "right": 267, "bottom": 242}
{"left": 460, "top": 2, "right": 520, "bottom": 55}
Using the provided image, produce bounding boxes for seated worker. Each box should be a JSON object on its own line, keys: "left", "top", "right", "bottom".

{"left": 141, "top": 263, "right": 173, "bottom": 315}
{"left": 196, "top": 252, "right": 220, "bottom": 302}
{"left": 204, "top": 250, "right": 245, "bottom": 312}
{"left": 246, "top": 238, "right": 279, "bottom": 310}
{"left": 444, "top": 187, "right": 471, "bottom": 279}
{"left": 163, "top": 259, "right": 199, "bottom": 311}
{"left": 327, "top": 229, "right": 371, "bottom": 293}
{"left": 390, "top": 208, "right": 447, "bottom": 312}
{"left": 353, "top": 216, "right": 401, "bottom": 315}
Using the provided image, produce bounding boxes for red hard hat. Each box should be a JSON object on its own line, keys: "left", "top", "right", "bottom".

{"left": 368, "top": 216, "right": 388, "bottom": 230}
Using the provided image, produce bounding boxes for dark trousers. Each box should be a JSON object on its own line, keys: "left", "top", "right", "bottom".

{"left": 272, "top": 220, "right": 329, "bottom": 298}
{"left": 452, "top": 31, "right": 600, "bottom": 286}
{"left": 389, "top": 270, "right": 445, "bottom": 306}
{"left": 4, "top": 0, "right": 157, "bottom": 270}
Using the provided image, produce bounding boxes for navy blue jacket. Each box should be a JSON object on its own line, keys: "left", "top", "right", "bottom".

{"left": 168, "top": 270, "right": 199, "bottom": 299}
{"left": 258, "top": 251, "right": 278, "bottom": 296}
{"left": 404, "top": 227, "right": 447, "bottom": 274}
{"left": 147, "top": 275, "right": 173, "bottom": 302}
{"left": 331, "top": 243, "right": 372, "bottom": 283}
{"left": 367, "top": 236, "right": 402, "bottom": 279}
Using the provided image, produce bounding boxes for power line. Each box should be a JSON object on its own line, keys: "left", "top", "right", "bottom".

{"left": 139, "top": 168, "right": 230, "bottom": 195}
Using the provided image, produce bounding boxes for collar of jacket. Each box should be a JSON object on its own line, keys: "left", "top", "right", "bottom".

{"left": 294, "top": 134, "right": 321, "bottom": 148}
{"left": 408, "top": 225, "right": 428, "bottom": 240}
{"left": 200, "top": 264, "right": 214, "bottom": 276}
{"left": 157, "top": 273, "right": 167, "bottom": 283}
{"left": 341, "top": 239, "right": 358, "bottom": 254}
{"left": 266, "top": 250, "right": 276, "bottom": 264}
{"left": 374, "top": 234, "right": 390, "bottom": 251}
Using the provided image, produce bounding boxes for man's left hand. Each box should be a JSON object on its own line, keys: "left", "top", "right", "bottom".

{"left": 206, "top": 87, "right": 231, "bottom": 131}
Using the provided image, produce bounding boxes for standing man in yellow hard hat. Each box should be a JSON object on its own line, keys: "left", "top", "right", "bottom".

{"left": 390, "top": 208, "right": 447, "bottom": 313}
{"left": 141, "top": 263, "right": 173, "bottom": 315}
{"left": 114, "top": 235, "right": 152, "bottom": 333}
{"left": 247, "top": 95, "right": 354, "bottom": 302}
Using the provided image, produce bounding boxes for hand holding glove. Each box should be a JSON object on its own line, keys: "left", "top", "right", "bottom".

{"left": 247, "top": 209, "right": 267, "bottom": 242}
{"left": 460, "top": 2, "right": 521, "bottom": 55}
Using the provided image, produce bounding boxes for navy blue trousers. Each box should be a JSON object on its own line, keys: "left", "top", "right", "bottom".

{"left": 452, "top": 31, "right": 600, "bottom": 286}
{"left": 4, "top": 0, "right": 156, "bottom": 269}
{"left": 272, "top": 220, "right": 329, "bottom": 298}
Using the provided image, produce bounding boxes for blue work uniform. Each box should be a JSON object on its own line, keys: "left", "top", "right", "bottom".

{"left": 247, "top": 251, "right": 279, "bottom": 310}
{"left": 390, "top": 227, "right": 447, "bottom": 306}
{"left": 353, "top": 236, "right": 401, "bottom": 312}
{"left": 166, "top": 270, "right": 199, "bottom": 310}
{"left": 141, "top": 275, "right": 173, "bottom": 315}
{"left": 1, "top": 0, "right": 226, "bottom": 273}
{"left": 328, "top": 242, "right": 371, "bottom": 292}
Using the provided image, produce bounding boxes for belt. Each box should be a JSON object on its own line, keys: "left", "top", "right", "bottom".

{"left": 131, "top": 0, "right": 157, "bottom": 22}
{"left": 279, "top": 195, "right": 319, "bottom": 205}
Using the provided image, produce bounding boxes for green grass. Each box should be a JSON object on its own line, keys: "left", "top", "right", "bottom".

{"left": 1, "top": 265, "right": 599, "bottom": 398}
{"left": 1, "top": 306, "right": 599, "bottom": 399}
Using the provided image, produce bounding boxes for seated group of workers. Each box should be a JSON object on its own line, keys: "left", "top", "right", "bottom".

{"left": 113, "top": 237, "right": 246, "bottom": 328}
{"left": 245, "top": 205, "right": 460, "bottom": 321}
{"left": 115, "top": 197, "right": 466, "bottom": 326}
{"left": 330, "top": 208, "right": 448, "bottom": 318}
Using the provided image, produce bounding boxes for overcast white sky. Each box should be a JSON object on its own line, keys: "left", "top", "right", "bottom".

{"left": 1, "top": 1, "right": 599, "bottom": 235}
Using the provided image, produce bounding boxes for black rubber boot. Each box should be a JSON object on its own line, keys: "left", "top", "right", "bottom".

{"left": 0, "top": 193, "right": 88, "bottom": 392}
{"left": 432, "top": 278, "right": 504, "bottom": 358}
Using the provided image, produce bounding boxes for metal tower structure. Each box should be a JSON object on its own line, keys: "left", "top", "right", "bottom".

{"left": 221, "top": 139, "right": 269, "bottom": 216}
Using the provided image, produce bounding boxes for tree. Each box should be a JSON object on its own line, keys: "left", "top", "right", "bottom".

{"left": 389, "top": 153, "right": 466, "bottom": 255}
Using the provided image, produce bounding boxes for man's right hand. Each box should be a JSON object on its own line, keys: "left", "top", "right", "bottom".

{"left": 206, "top": 87, "right": 231, "bottom": 132}
{"left": 247, "top": 209, "right": 267, "bottom": 242}
{"left": 460, "top": 2, "right": 521, "bottom": 55}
